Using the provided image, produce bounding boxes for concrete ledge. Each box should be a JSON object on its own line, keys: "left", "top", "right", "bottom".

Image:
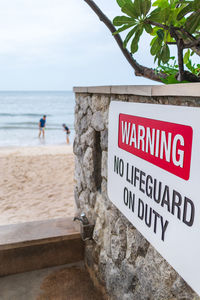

{"left": 0, "top": 218, "right": 80, "bottom": 250}
{"left": 151, "top": 83, "right": 200, "bottom": 97}
{"left": 0, "top": 218, "right": 84, "bottom": 276}
{"left": 87, "top": 86, "right": 111, "bottom": 94}
{"left": 74, "top": 83, "right": 200, "bottom": 97}
{"left": 110, "top": 85, "right": 152, "bottom": 96}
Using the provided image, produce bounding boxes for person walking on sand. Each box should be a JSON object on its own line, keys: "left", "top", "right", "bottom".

{"left": 38, "top": 115, "right": 46, "bottom": 138}
{"left": 62, "top": 124, "right": 70, "bottom": 144}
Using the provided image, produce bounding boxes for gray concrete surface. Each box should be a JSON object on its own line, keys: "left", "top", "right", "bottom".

{"left": 0, "top": 263, "right": 80, "bottom": 300}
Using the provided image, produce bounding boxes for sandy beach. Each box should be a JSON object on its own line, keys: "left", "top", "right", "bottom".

{"left": 0, "top": 145, "right": 75, "bottom": 225}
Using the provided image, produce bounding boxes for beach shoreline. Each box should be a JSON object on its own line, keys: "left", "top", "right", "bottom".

{"left": 0, "top": 144, "right": 73, "bottom": 155}
{"left": 0, "top": 145, "right": 75, "bottom": 225}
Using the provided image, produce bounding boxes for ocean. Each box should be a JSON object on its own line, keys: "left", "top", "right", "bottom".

{"left": 0, "top": 91, "right": 75, "bottom": 147}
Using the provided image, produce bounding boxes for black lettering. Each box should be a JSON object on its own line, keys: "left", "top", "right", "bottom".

{"left": 139, "top": 171, "right": 146, "bottom": 193}
{"left": 153, "top": 179, "right": 162, "bottom": 204}
{"left": 161, "top": 185, "right": 170, "bottom": 212}
{"left": 134, "top": 168, "right": 140, "bottom": 187}
{"left": 146, "top": 175, "right": 153, "bottom": 199}
{"left": 183, "top": 197, "right": 195, "bottom": 227}
{"left": 114, "top": 156, "right": 124, "bottom": 177}
{"left": 172, "top": 190, "right": 182, "bottom": 220}
{"left": 138, "top": 198, "right": 144, "bottom": 220}
{"left": 126, "top": 163, "right": 130, "bottom": 183}
{"left": 123, "top": 187, "right": 128, "bottom": 206}
{"left": 160, "top": 217, "right": 169, "bottom": 241}
{"left": 128, "top": 191, "right": 135, "bottom": 212}
{"left": 130, "top": 165, "right": 134, "bottom": 184}
{"left": 119, "top": 159, "right": 124, "bottom": 177}
{"left": 152, "top": 210, "right": 160, "bottom": 234}
{"left": 114, "top": 156, "right": 119, "bottom": 173}
{"left": 123, "top": 187, "right": 135, "bottom": 212}
{"left": 145, "top": 204, "right": 152, "bottom": 227}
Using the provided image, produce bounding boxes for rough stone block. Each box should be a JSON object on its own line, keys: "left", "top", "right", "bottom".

{"left": 79, "top": 96, "right": 90, "bottom": 114}
{"left": 101, "top": 151, "right": 107, "bottom": 179}
{"left": 79, "top": 189, "right": 90, "bottom": 206}
{"left": 79, "top": 114, "right": 88, "bottom": 134}
{"left": 90, "top": 95, "right": 110, "bottom": 112}
{"left": 100, "top": 129, "right": 108, "bottom": 151}
{"left": 86, "top": 108, "right": 93, "bottom": 127}
{"left": 93, "top": 217, "right": 103, "bottom": 245}
{"left": 110, "top": 219, "right": 127, "bottom": 263}
{"left": 91, "top": 111, "right": 105, "bottom": 131}
{"left": 80, "top": 127, "right": 95, "bottom": 148}
{"left": 89, "top": 192, "right": 96, "bottom": 208}
{"left": 74, "top": 91, "right": 200, "bottom": 300}
{"left": 74, "top": 187, "right": 80, "bottom": 209}
{"left": 83, "top": 147, "right": 93, "bottom": 173}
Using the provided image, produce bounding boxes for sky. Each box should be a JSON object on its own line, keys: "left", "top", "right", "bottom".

{"left": 0, "top": 1, "right": 163, "bottom": 91}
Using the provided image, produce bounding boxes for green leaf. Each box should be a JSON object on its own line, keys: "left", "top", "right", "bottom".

{"left": 149, "top": 8, "right": 163, "bottom": 22}
{"left": 183, "top": 49, "right": 190, "bottom": 64}
{"left": 150, "top": 37, "right": 162, "bottom": 55}
{"left": 185, "top": 11, "right": 200, "bottom": 33}
{"left": 157, "top": 29, "right": 164, "bottom": 40}
{"left": 162, "top": 7, "right": 170, "bottom": 23}
{"left": 113, "top": 24, "right": 135, "bottom": 35}
{"left": 161, "top": 44, "right": 170, "bottom": 63}
{"left": 141, "top": 0, "right": 151, "bottom": 16}
{"left": 194, "top": 0, "right": 200, "bottom": 10}
{"left": 177, "top": 3, "right": 193, "bottom": 21}
{"left": 116, "top": 0, "right": 127, "bottom": 8}
{"left": 113, "top": 16, "right": 136, "bottom": 26}
{"left": 153, "top": 0, "right": 169, "bottom": 8}
{"left": 144, "top": 23, "right": 153, "bottom": 33}
{"left": 150, "top": 35, "right": 157, "bottom": 46}
{"left": 161, "top": 74, "right": 188, "bottom": 84}
{"left": 130, "top": 27, "right": 143, "bottom": 53}
{"left": 123, "top": 25, "right": 139, "bottom": 47}
{"left": 116, "top": 0, "right": 133, "bottom": 8}
{"left": 161, "top": 74, "right": 180, "bottom": 84}
{"left": 122, "top": 3, "right": 138, "bottom": 18}
{"left": 134, "top": 0, "right": 142, "bottom": 17}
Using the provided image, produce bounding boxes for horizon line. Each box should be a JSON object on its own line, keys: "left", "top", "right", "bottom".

{"left": 0, "top": 90, "right": 73, "bottom": 92}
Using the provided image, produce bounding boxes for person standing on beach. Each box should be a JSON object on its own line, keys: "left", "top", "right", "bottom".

{"left": 38, "top": 115, "right": 46, "bottom": 138}
{"left": 62, "top": 124, "right": 70, "bottom": 144}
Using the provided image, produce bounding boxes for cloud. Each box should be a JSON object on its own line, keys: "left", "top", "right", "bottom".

{"left": 0, "top": 0, "right": 102, "bottom": 57}
{"left": 0, "top": 1, "right": 159, "bottom": 90}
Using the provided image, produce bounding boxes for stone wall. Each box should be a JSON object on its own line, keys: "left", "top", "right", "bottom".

{"left": 73, "top": 84, "right": 200, "bottom": 300}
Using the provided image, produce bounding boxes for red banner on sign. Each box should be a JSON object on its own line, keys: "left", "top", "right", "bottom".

{"left": 118, "top": 114, "right": 193, "bottom": 180}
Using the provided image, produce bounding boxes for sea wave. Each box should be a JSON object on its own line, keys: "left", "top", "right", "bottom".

{"left": 0, "top": 91, "right": 74, "bottom": 146}
{"left": 0, "top": 113, "right": 52, "bottom": 117}
{"left": 0, "top": 127, "right": 63, "bottom": 130}
{"left": 4, "top": 122, "right": 66, "bottom": 126}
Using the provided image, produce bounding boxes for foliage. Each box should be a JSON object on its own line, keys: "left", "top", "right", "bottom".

{"left": 155, "top": 57, "right": 188, "bottom": 83}
{"left": 113, "top": 0, "right": 200, "bottom": 81}
{"left": 184, "top": 50, "right": 200, "bottom": 76}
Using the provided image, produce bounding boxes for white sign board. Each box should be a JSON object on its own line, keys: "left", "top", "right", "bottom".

{"left": 108, "top": 101, "right": 200, "bottom": 295}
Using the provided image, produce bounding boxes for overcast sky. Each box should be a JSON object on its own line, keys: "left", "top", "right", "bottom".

{"left": 0, "top": 0, "right": 160, "bottom": 91}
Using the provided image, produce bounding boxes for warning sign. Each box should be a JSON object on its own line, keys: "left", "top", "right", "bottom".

{"left": 108, "top": 101, "right": 200, "bottom": 295}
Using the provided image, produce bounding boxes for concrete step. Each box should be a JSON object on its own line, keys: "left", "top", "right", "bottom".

{"left": 0, "top": 262, "right": 105, "bottom": 300}
{"left": 0, "top": 217, "right": 84, "bottom": 276}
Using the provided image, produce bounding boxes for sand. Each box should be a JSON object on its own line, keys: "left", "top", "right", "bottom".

{"left": 0, "top": 145, "right": 75, "bottom": 225}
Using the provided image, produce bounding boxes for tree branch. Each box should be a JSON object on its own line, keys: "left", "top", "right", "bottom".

{"left": 83, "top": 0, "right": 200, "bottom": 83}
{"left": 179, "top": 27, "right": 196, "bottom": 41}
{"left": 184, "top": 40, "right": 200, "bottom": 48}
{"left": 145, "top": 20, "right": 169, "bottom": 30}
{"left": 170, "top": 27, "right": 185, "bottom": 81}
{"left": 166, "top": 42, "right": 177, "bottom": 45}
{"left": 83, "top": 0, "right": 166, "bottom": 82}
